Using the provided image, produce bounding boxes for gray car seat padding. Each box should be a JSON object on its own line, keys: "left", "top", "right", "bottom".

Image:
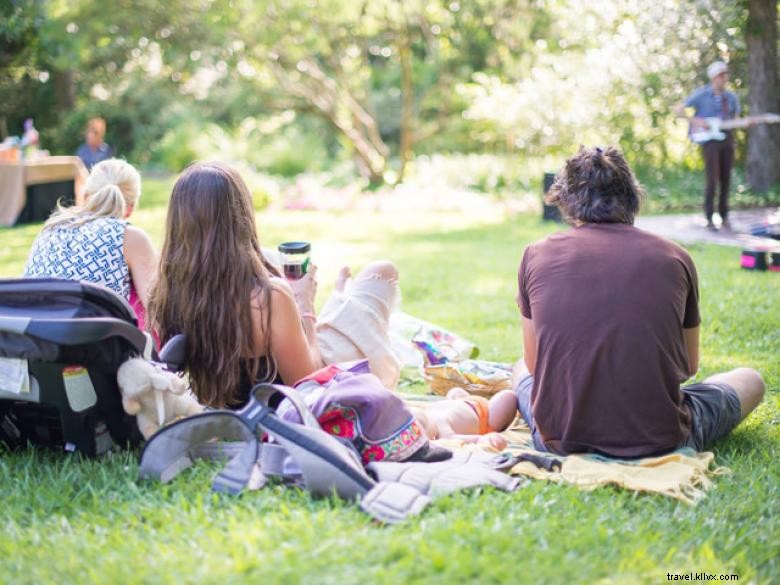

{"left": 138, "top": 383, "right": 521, "bottom": 523}
{"left": 140, "top": 384, "right": 376, "bottom": 498}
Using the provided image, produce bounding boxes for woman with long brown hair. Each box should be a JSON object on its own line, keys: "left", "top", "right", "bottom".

{"left": 149, "top": 161, "right": 401, "bottom": 408}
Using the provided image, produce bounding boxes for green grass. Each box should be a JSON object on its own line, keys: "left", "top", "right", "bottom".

{"left": 0, "top": 177, "right": 778, "bottom": 584}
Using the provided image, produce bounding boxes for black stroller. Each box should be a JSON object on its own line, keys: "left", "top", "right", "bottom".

{"left": 0, "top": 278, "right": 154, "bottom": 456}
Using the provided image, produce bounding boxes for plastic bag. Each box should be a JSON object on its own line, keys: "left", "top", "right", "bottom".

{"left": 423, "top": 359, "right": 512, "bottom": 398}
{"left": 389, "top": 312, "right": 477, "bottom": 368}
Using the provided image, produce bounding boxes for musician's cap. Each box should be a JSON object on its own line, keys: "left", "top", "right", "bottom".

{"left": 707, "top": 61, "right": 728, "bottom": 80}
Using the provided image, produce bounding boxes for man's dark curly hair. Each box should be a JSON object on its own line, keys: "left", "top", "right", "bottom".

{"left": 546, "top": 146, "right": 645, "bottom": 225}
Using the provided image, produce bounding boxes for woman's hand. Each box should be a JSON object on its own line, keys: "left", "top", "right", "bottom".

{"left": 287, "top": 263, "right": 318, "bottom": 314}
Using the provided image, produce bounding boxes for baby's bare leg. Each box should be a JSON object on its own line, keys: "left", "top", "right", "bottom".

{"left": 446, "top": 386, "right": 469, "bottom": 399}
{"left": 488, "top": 389, "right": 518, "bottom": 432}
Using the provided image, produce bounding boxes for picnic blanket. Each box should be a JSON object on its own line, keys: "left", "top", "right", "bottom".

{"left": 411, "top": 409, "right": 728, "bottom": 504}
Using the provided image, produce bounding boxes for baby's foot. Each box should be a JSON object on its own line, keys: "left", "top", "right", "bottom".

{"left": 334, "top": 266, "right": 351, "bottom": 292}
{"left": 478, "top": 432, "right": 508, "bottom": 451}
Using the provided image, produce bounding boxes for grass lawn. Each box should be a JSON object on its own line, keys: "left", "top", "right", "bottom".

{"left": 0, "top": 177, "right": 778, "bottom": 584}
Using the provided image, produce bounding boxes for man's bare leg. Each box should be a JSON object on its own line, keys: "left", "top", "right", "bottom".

{"left": 702, "top": 367, "right": 765, "bottom": 421}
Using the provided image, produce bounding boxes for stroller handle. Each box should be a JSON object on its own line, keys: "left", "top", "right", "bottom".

{"left": 0, "top": 315, "right": 147, "bottom": 354}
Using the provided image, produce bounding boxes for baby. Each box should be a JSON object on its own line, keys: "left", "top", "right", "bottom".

{"left": 409, "top": 387, "right": 518, "bottom": 450}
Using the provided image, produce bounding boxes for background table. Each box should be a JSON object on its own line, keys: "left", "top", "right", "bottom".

{"left": 0, "top": 156, "right": 87, "bottom": 227}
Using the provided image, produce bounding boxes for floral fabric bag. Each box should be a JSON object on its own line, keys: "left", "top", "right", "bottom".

{"left": 277, "top": 360, "right": 437, "bottom": 464}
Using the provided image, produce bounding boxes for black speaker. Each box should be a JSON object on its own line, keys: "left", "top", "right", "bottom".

{"left": 542, "top": 172, "right": 561, "bottom": 222}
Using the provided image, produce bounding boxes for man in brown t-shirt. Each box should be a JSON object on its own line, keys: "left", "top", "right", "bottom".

{"left": 514, "top": 146, "right": 765, "bottom": 457}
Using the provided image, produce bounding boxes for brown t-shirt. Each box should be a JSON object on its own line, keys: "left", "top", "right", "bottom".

{"left": 517, "top": 223, "right": 700, "bottom": 457}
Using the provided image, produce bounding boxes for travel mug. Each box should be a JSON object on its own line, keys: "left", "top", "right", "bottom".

{"left": 278, "top": 241, "right": 311, "bottom": 280}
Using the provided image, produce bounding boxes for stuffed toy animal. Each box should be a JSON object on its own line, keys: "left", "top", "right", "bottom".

{"left": 117, "top": 357, "right": 204, "bottom": 438}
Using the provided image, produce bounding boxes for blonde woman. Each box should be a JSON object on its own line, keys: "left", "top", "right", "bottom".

{"left": 24, "top": 158, "right": 157, "bottom": 326}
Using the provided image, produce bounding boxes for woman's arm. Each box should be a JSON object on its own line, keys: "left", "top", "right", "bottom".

{"left": 123, "top": 226, "right": 158, "bottom": 307}
{"left": 266, "top": 278, "right": 324, "bottom": 385}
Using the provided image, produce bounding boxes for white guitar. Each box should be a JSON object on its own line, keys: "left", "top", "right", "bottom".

{"left": 690, "top": 113, "right": 780, "bottom": 144}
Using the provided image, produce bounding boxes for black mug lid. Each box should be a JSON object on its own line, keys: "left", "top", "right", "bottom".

{"left": 278, "top": 241, "right": 311, "bottom": 254}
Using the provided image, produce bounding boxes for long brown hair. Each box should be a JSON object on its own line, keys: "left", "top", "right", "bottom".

{"left": 148, "top": 162, "right": 279, "bottom": 407}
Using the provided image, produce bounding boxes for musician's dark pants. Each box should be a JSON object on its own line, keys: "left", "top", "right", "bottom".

{"left": 701, "top": 133, "right": 734, "bottom": 223}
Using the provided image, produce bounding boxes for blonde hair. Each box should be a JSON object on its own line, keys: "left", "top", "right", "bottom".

{"left": 45, "top": 158, "right": 141, "bottom": 229}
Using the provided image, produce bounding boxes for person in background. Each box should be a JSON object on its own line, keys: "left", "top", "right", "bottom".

{"left": 514, "top": 146, "right": 764, "bottom": 458}
{"left": 24, "top": 158, "right": 158, "bottom": 328}
{"left": 674, "top": 61, "right": 740, "bottom": 230}
{"left": 76, "top": 117, "right": 114, "bottom": 171}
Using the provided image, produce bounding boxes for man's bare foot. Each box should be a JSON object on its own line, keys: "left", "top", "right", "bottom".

{"left": 334, "top": 266, "right": 351, "bottom": 292}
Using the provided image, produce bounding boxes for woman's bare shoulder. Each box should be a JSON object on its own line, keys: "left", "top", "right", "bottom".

{"left": 250, "top": 277, "right": 293, "bottom": 312}
{"left": 268, "top": 276, "right": 293, "bottom": 295}
{"left": 123, "top": 225, "right": 155, "bottom": 250}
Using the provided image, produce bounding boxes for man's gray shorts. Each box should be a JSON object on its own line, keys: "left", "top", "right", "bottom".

{"left": 680, "top": 381, "right": 742, "bottom": 451}
{"left": 515, "top": 375, "right": 742, "bottom": 453}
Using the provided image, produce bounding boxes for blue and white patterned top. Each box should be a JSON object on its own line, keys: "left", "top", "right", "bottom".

{"left": 24, "top": 217, "right": 131, "bottom": 298}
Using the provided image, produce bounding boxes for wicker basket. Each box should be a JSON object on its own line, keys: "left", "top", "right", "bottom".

{"left": 423, "top": 364, "right": 511, "bottom": 398}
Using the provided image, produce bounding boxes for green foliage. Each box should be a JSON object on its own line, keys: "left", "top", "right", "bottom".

{"left": 1, "top": 0, "right": 777, "bottom": 189}
{"left": 154, "top": 113, "right": 330, "bottom": 179}
{"left": 241, "top": 169, "right": 274, "bottom": 211}
{"left": 0, "top": 0, "right": 236, "bottom": 160}
{"left": 137, "top": 174, "right": 175, "bottom": 209}
{"left": 407, "top": 153, "right": 547, "bottom": 201}
{"left": 155, "top": 119, "right": 204, "bottom": 172}
{"left": 247, "top": 119, "right": 331, "bottom": 177}
{"left": 0, "top": 1, "right": 41, "bottom": 70}
{"left": 0, "top": 201, "right": 778, "bottom": 583}
{"left": 638, "top": 166, "right": 780, "bottom": 214}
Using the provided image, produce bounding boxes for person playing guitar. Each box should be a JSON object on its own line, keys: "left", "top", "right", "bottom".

{"left": 674, "top": 61, "right": 741, "bottom": 231}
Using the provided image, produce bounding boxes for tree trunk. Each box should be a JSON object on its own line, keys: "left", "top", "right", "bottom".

{"left": 746, "top": 0, "right": 780, "bottom": 192}
{"left": 396, "top": 29, "right": 414, "bottom": 185}
{"left": 270, "top": 60, "right": 388, "bottom": 184}
{"left": 52, "top": 70, "right": 76, "bottom": 111}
